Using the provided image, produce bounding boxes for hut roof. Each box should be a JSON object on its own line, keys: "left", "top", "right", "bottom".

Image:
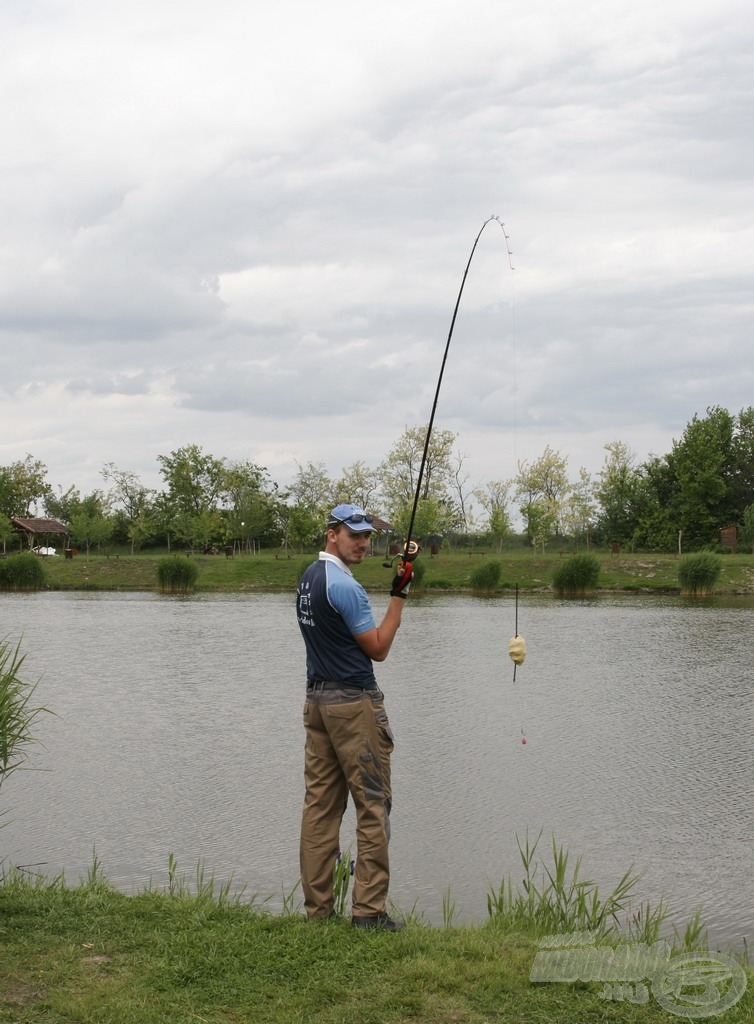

{"left": 12, "top": 517, "right": 69, "bottom": 534}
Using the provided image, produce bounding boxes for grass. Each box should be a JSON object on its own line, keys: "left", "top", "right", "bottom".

{"left": 28, "top": 545, "right": 754, "bottom": 595}
{"left": 0, "top": 847, "right": 750, "bottom": 1024}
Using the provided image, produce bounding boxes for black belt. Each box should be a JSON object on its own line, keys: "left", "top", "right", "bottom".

{"left": 306, "top": 680, "right": 367, "bottom": 692}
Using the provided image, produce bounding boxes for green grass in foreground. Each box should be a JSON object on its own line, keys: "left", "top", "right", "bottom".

{"left": 0, "top": 879, "right": 749, "bottom": 1024}
{"left": 34, "top": 547, "right": 754, "bottom": 595}
{"left": 0, "top": 840, "right": 750, "bottom": 1024}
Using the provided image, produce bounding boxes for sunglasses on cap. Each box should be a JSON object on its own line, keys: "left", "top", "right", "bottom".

{"left": 328, "top": 513, "right": 374, "bottom": 526}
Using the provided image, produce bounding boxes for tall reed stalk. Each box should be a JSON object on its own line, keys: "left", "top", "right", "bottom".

{"left": 488, "top": 831, "right": 674, "bottom": 943}
{"left": 0, "top": 637, "right": 49, "bottom": 794}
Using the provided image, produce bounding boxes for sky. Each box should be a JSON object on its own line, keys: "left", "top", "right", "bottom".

{"left": 2, "top": 0, "right": 753, "bottom": 511}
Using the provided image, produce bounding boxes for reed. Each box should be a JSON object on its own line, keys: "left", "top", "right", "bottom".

{"left": 156, "top": 555, "right": 199, "bottom": 593}
{"left": 470, "top": 559, "right": 502, "bottom": 593}
{"left": 552, "top": 553, "right": 601, "bottom": 597}
{"left": 488, "top": 831, "right": 654, "bottom": 940}
{"left": 678, "top": 551, "right": 722, "bottom": 596}
{"left": 0, "top": 551, "right": 47, "bottom": 591}
{"left": 332, "top": 849, "right": 354, "bottom": 917}
{"left": 0, "top": 637, "right": 49, "bottom": 793}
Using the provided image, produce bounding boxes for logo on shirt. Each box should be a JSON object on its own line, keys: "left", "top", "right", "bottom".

{"left": 298, "top": 586, "right": 314, "bottom": 627}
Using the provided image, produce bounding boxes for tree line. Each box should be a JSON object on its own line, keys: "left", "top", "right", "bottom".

{"left": 1, "top": 407, "right": 754, "bottom": 555}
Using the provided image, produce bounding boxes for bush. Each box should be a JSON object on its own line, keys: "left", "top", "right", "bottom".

{"left": 678, "top": 551, "right": 722, "bottom": 596}
{"left": 552, "top": 553, "right": 601, "bottom": 597}
{"left": 409, "top": 559, "right": 426, "bottom": 589}
{"left": 470, "top": 560, "right": 502, "bottom": 593}
{"left": 157, "top": 555, "right": 199, "bottom": 593}
{"left": 0, "top": 552, "right": 47, "bottom": 591}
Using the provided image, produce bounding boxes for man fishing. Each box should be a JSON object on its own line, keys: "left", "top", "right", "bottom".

{"left": 296, "top": 503, "right": 412, "bottom": 931}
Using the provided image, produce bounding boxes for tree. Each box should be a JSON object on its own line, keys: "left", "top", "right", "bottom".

{"left": 126, "top": 512, "right": 155, "bottom": 554}
{"left": 390, "top": 497, "right": 451, "bottom": 540}
{"left": 594, "top": 441, "right": 642, "bottom": 546}
{"left": 334, "top": 462, "right": 382, "bottom": 514}
{"left": 561, "top": 468, "right": 596, "bottom": 549}
{"left": 101, "top": 464, "right": 154, "bottom": 519}
{"left": 0, "top": 512, "right": 15, "bottom": 554}
{"left": 729, "top": 406, "right": 754, "bottom": 522}
{"left": 633, "top": 454, "right": 677, "bottom": 551}
{"left": 473, "top": 480, "right": 512, "bottom": 553}
{"left": 288, "top": 461, "right": 335, "bottom": 515}
{"left": 45, "top": 485, "right": 83, "bottom": 525}
{"left": 515, "top": 446, "right": 570, "bottom": 550}
{"left": 450, "top": 450, "right": 474, "bottom": 533}
{"left": 158, "top": 445, "right": 226, "bottom": 515}
{"left": 379, "top": 427, "right": 456, "bottom": 506}
{"left": 157, "top": 445, "right": 226, "bottom": 546}
{"left": 284, "top": 504, "right": 323, "bottom": 552}
{"left": 671, "top": 407, "right": 735, "bottom": 549}
{"left": 741, "top": 503, "right": 754, "bottom": 554}
{"left": 68, "top": 492, "right": 114, "bottom": 555}
{"left": 222, "top": 460, "right": 278, "bottom": 552}
{"left": 0, "top": 456, "right": 50, "bottom": 518}
{"left": 379, "top": 426, "right": 458, "bottom": 534}
{"left": 171, "top": 508, "right": 224, "bottom": 552}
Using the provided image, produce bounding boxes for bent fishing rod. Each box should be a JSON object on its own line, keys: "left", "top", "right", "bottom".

{"left": 386, "top": 216, "right": 514, "bottom": 584}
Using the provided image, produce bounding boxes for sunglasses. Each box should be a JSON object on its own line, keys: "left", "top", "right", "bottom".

{"left": 328, "top": 513, "right": 374, "bottom": 526}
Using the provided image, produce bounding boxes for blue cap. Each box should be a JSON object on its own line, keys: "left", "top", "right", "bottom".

{"left": 327, "top": 504, "right": 376, "bottom": 532}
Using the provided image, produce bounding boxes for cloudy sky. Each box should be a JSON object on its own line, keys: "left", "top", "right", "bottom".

{"left": 2, "top": 0, "right": 753, "bottom": 507}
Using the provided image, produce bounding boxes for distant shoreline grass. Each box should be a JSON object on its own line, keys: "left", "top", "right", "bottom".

{"left": 16, "top": 547, "right": 754, "bottom": 596}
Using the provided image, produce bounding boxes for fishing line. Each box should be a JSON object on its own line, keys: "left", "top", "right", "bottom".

{"left": 509, "top": 583, "right": 528, "bottom": 745}
{"left": 387, "top": 216, "right": 526, "bottom": 746}
{"left": 400, "top": 216, "right": 514, "bottom": 563}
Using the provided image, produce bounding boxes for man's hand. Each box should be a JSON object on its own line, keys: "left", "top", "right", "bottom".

{"left": 390, "top": 559, "right": 414, "bottom": 599}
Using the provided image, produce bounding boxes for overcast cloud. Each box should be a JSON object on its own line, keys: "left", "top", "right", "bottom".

{"left": 2, "top": 0, "right": 753, "bottom": 506}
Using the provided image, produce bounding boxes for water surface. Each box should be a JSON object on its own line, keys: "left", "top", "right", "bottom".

{"left": 1, "top": 590, "right": 751, "bottom": 948}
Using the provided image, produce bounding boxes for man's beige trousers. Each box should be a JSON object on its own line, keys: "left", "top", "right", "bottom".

{"left": 300, "top": 687, "right": 394, "bottom": 918}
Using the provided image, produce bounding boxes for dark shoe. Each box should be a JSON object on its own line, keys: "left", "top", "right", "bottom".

{"left": 351, "top": 912, "right": 405, "bottom": 932}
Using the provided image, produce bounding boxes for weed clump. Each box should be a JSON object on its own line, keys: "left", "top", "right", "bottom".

{"left": 0, "top": 552, "right": 47, "bottom": 591}
{"left": 470, "top": 560, "right": 502, "bottom": 593}
{"left": 552, "top": 553, "right": 600, "bottom": 597}
{"left": 678, "top": 551, "right": 722, "bottom": 596}
{"left": 157, "top": 555, "right": 199, "bottom": 593}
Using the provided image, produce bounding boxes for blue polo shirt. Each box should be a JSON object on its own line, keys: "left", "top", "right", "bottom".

{"left": 297, "top": 552, "right": 377, "bottom": 688}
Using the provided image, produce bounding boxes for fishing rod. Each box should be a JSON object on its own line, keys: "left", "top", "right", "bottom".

{"left": 385, "top": 216, "right": 514, "bottom": 583}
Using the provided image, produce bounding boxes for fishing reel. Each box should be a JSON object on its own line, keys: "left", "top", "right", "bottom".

{"left": 382, "top": 540, "right": 421, "bottom": 569}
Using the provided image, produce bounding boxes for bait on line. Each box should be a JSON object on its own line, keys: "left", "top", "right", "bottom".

{"left": 508, "top": 583, "right": 528, "bottom": 745}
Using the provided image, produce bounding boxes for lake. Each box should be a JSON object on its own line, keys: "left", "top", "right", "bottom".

{"left": 1, "top": 589, "right": 752, "bottom": 949}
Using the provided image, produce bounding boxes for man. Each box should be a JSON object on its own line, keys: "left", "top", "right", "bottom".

{"left": 296, "top": 503, "right": 412, "bottom": 931}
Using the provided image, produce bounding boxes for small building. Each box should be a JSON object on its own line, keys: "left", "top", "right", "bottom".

{"left": 719, "top": 524, "right": 737, "bottom": 553}
{"left": 12, "top": 517, "right": 70, "bottom": 553}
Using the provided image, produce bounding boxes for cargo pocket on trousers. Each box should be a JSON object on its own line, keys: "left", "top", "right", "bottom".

{"left": 374, "top": 708, "right": 395, "bottom": 753}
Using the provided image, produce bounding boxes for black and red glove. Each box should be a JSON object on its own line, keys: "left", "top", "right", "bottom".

{"left": 390, "top": 559, "right": 414, "bottom": 599}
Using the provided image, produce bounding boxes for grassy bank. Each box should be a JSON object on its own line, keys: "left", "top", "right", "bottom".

{"left": 1, "top": 872, "right": 751, "bottom": 1024}
{"left": 27, "top": 547, "right": 754, "bottom": 595}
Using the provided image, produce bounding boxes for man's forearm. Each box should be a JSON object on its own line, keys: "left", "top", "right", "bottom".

{"left": 355, "top": 596, "right": 406, "bottom": 662}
